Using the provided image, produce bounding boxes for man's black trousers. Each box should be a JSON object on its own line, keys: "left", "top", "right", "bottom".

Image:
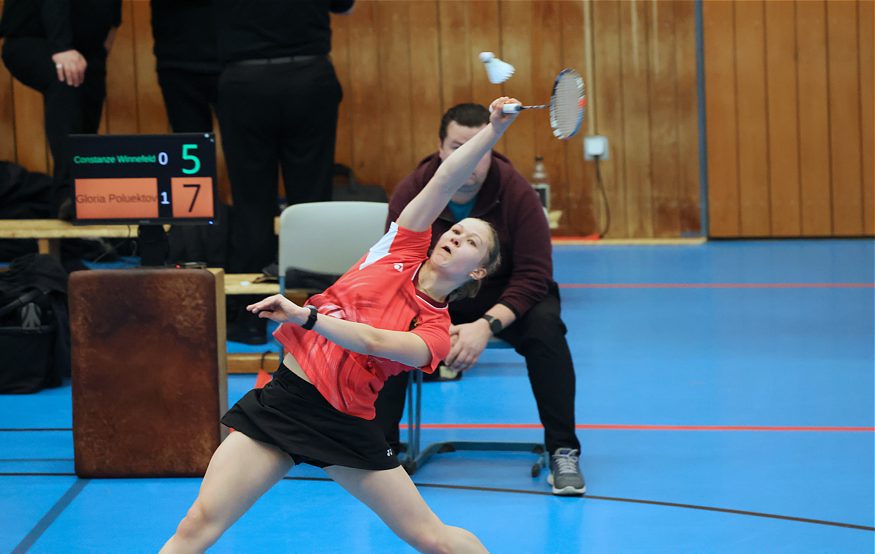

{"left": 217, "top": 56, "right": 341, "bottom": 274}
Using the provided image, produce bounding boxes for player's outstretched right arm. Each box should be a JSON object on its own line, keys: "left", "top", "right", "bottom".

{"left": 395, "top": 97, "right": 520, "bottom": 232}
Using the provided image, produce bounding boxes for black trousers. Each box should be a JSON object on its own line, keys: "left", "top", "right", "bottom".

{"left": 1, "top": 37, "right": 107, "bottom": 214}
{"left": 374, "top": 286, "right": 581, "bottom": 454}
{"left": 156, "top": 68, "right": 229, "bottom": 268}
{"left": 156, "top": 68, "right": 218, "bottom": 134}
{"left": 217, "top": 56, "right": 342, "bottom": 274}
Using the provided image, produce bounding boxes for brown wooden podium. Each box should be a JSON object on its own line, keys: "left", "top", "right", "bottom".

{"left": 69, "top": 269, "right": 227, "bottom": 477}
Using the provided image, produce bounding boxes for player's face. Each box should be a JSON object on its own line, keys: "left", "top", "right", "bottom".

{"left": 438, "top": 122, "right": 492, "bottom": 205}
{"left": 431, "top": 218, "right": 492, "bottom": 281}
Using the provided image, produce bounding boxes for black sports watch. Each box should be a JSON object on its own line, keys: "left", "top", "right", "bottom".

{"left": 481, "top": 314, "right": 503, "bottom": 336}
{"left": 301, "top": 305, "right": 318, "bottom": 330}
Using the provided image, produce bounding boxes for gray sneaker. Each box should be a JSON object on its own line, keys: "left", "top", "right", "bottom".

{"left": 547, "top": 448, "right": 586, "bottom": 496}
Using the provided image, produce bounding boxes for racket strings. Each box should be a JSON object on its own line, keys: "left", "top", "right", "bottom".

{"left": 550, "top": 70, "right": 586, "bottom": 139}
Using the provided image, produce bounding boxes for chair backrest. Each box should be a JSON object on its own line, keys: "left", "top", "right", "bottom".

{"left": 279, "top": 201, "right": 389, "bottom": 280}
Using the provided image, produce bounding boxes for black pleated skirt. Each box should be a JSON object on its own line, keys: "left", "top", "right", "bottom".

{"left": 221, "top": 365, "right": 400, "bottom": 470}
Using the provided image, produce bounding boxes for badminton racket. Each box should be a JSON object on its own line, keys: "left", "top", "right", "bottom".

{"left": 502, "top": 69, "right": 586, "bottom": 140}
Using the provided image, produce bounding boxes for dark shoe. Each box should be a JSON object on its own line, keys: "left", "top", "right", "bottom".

{"left": 548, "top": 448, "right": 586, "bottom": 496}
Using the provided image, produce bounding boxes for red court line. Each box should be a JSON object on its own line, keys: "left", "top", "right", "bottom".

{"left": 559, "top": 283, "right": 874, "bottom": 289}
{"left": 400, "top": 423, "right": 875, "bottom": 432}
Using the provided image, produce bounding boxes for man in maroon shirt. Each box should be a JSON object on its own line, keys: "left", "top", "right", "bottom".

{"left": 374, "top": 103, "right": 585, "bottom": 496}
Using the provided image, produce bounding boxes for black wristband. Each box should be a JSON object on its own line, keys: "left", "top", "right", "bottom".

{"left": 481, "top": 314, "right": 503, "bottom": 335}
{"left": 300, "top": 305, "right": 318, "bottom": 331}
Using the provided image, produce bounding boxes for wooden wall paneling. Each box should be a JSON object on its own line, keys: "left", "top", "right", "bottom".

{"left": 734, "top": 1, "right": 771, "bottom": 236}
{"left": 376, "top": 2, "right": 414, "bottom": 191}
{"left": 561, "top": 0, "right": 594, "bottom": 236}
{"left": 0, "top": 0, "right": 12, "bottom": 162}
{"left": 499, "top": 2, "right": 536, "bottom": 182}
{"left": 648, "top": 0, "right": 680, "bottom": 237}
{"left": 619, "top": 0, "right": 653, "bottom": 237}
{"left": 860, "top": 0, "right": 874, "bottom": 234}
{"left": 467, "top": 1, "right": 501, "bottom": 109}
{"left": 467, "top": 1, "right": 505, "bottom": 158}
{"left": 591, "top": 0, "right": 625, "bottom": 237}
{"left": 703, "top": 0, "right": 739, "bottom": 237}
{"left": 796, "top": 0, "right": 833, "bottom": 235}
{"left": 438, "top": 1, "right": 472, "bottom": 109}
{"left": 826, "top": 0, "right": 864, "bottom": 236}
{"left": 11, "top": 81, "right": 48, "bottom": 174}
{"left": 331, "top": 14, "right": 352, "bottom": 172}
{"left": 406, "top": 1, "right": 442, "bottom": 167}
{"left": 345, "top": 2, "right": 383, "bottom": 187}
{"left": 4, "top": 0, "right": 46, "bottom": 174}
{"left": 674, "top": 0, "right": 700, "bottom": 235}
{"left": 105, "top": 1, "right": 139, "bottom": 134}
{"left": 131, "top": 2, "right": 168, "bottom": 135}
{"left": 0, "top": 38, "right": 16, "bottom": 162}
{"left": 532, "top": 1, "right": 569, "bottom": 227}
{"left": 764, "top": 0, "right": 801, "bottom": 236}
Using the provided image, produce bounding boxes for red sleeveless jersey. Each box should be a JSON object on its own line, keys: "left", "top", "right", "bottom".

{"left": 274, "top": 223, "right": 450, "bottom": 419}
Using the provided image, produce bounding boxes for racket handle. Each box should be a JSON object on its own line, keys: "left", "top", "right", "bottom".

{"left": 502, "top": 103, "right": 523, "bottom": 114}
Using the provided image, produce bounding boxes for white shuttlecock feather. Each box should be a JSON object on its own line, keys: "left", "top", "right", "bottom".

{"left": 479, "top": 51, "right": 514, "bottom": 84}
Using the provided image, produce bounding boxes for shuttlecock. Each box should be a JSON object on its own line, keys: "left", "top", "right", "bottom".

{"left": 479, "top": 51, "right": 514, "bottom": 84}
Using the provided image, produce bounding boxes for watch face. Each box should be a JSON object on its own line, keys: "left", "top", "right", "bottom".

{"left": 486, "top": 317, "right": 502, "bottom": 334}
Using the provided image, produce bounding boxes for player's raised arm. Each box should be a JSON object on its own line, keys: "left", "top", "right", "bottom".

{"left": 396, "top": 97, "right": 520, "bottom": 232}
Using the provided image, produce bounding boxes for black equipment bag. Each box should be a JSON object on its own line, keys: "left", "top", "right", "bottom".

{"left": 0, "top": 254, "right": 71, "bottom": 393}
{"left": 0, "top": 161, "right": 55, "bottom": 260}
{"left": 284, "top": 267, "right": 341, "bottom": 292}
{"left": 332, "top": 164, "right": 388, "bottom": 203}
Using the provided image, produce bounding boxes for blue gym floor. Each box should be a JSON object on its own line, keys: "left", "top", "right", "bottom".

{"left": 2, "top": 239, "right": 873, "bottom": 553}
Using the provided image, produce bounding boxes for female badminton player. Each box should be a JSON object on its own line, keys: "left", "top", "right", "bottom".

{"left": 160, "top": 97, "right": 521, "bottom": 554}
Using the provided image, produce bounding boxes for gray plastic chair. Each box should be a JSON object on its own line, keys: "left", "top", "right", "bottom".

{"left": 278, "top": 201, "right": 389, "bottom": 292}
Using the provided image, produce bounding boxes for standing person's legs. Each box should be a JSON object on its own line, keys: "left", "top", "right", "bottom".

{"left": 1, "top": 37, "right": 85, "bottom": 216}
{"left": 78, "top": 58, "right": 107, "bottom": 134}
{"left": 49, "top": 57, "right": 107, "bottom": 219}
{"left": 277, "top": 57, "right": 341, "bottom": 205}
{"left": 43, "top": 80, "right": 85, "bottom": 216}
{"left": 499, "top": 288, "right": 580, "bottom": 453}
{"left": 217, "top": 64, "right": 281, "bottom": 275}
{"left": 157, "top": 68, "right": 218, "bottom": 134}
{"left": 158, "top": 68, "right": 226, "bottom": 266}
{"left": 218, "top": 64, "right": 281, "bottom": 341}
{"left": 326, "top": 465, "right": 487, "bottom": 553}
{"left": 160, "top": 431, "right": 293, "bottom": 553}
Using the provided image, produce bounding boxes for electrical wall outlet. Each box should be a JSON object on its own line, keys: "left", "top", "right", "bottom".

{"left": 584, "top": 135, "right": 609, "bottom": 160}
{"left": 532, "top": 184, "right": 550, "bottom": 211}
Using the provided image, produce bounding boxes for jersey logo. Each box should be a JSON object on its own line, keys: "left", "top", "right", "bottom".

{"left": 386, "top": 448, "right": 394, "bottom": 457}
{"left": 393, "top": 263, "right": 404, "bottom": 272}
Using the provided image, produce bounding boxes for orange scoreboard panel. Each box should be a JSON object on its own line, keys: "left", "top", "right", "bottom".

{"left": 69, "top": 134, "right": 217, "bottom": 225}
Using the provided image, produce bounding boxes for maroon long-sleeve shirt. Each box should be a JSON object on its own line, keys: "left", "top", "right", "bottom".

{"left": 388, "top": 151, "right": 555, "bottom": 323}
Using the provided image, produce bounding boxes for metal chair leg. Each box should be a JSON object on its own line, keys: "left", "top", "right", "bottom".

{"left": 400, "top": 363, "right": 545, "bottom": 477}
